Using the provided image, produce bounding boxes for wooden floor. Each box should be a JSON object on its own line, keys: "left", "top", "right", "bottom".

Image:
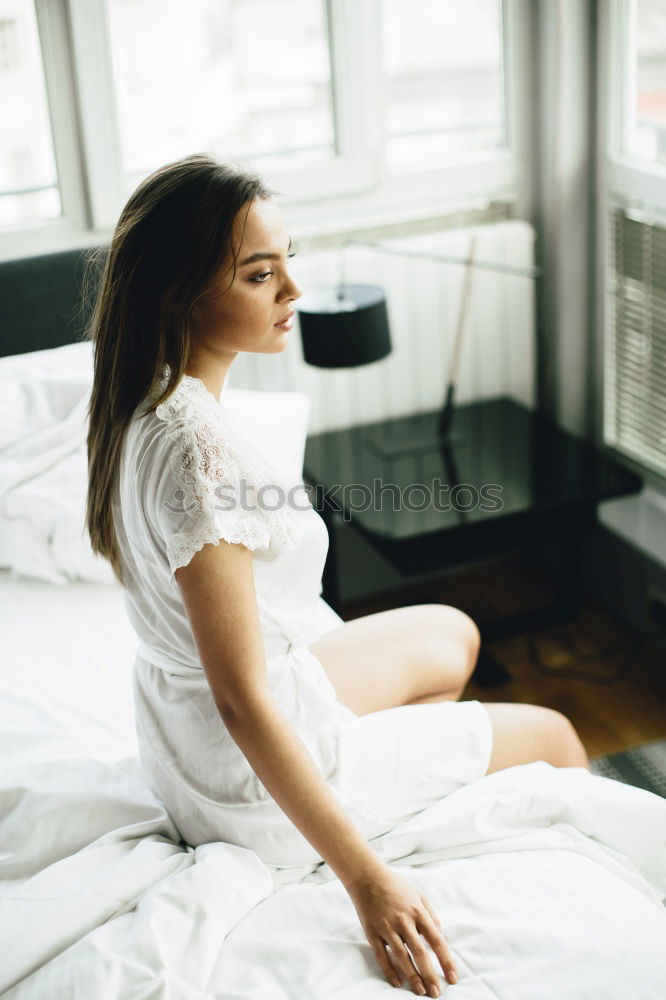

{"left": 340, "top": 553, "right": 666, "bottom": 760}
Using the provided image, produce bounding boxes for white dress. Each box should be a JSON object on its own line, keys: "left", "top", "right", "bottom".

{"left": 113, "top": 369, "right": 494, "bottom": 868}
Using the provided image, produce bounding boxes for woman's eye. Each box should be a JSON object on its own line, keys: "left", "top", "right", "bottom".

{"left": 249, "top": 253, "right": 295, "bottom": 283}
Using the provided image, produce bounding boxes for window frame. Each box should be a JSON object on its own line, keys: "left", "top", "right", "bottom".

{"left": 0, "top": 0, "right": 91, "bottom": 259}
{"left": 0, "top": 0, "right": 531, "bottom": 259}
{"left": 595, "top": 0, "right": 666, "bottom": 488}
{"left": 605, "top": 0, "right": 666, "bottom": 213}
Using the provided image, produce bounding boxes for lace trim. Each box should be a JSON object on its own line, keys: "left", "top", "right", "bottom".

{"left": 153, "top": 369, "right": 297, "bottom": 576}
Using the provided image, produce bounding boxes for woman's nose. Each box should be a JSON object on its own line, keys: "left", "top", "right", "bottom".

{"left": 285, "top": 276, "right": 302, "bottom": 301}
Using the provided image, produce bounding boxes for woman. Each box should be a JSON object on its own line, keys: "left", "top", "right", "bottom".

{"left": 86, "top": 153, "right": 589, "bottom": 998}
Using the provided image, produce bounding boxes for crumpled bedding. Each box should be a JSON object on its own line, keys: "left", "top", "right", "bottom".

{"left": 1, "top": 570, "right": 665, "bottom": 999}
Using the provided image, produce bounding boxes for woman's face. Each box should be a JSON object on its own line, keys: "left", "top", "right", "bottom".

{"left": 190, "top": 196, "right": 302, "bottom": 357}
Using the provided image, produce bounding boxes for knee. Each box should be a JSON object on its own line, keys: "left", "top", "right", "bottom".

{"left": 456, "top": 612, "right": 481, "bottom": 680}
{"left": 539, "top": 708, "right": 590, "bottom": 770}
{"left": 427, "top": 604, "right": 481, "bottom": 676}
{"left": 463, "top": 615, "right": 482, "bottom": 664}
{"left": 483, "top": 702, "right": 590, "bottom": 774}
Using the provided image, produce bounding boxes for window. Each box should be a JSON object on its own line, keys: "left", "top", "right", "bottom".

{"left": 382, "top": 0, "right": 506, "bottom": 174}
{"left": 605, "top": 209, "right": 666, "bottom": 478}
{"left": 600, "top": 2, "right": 666, "bottom": 481}
{"left": 622, "top": 0, "right": 666, "bottom": 165}
{"left": 0, "top": 2, "right": 60, "bottom": 228}
{"left": 0, "top": 17, "right": 19, "bottom": 71}
{"left": 0, "top": 0, "right": 525, "bottom": 245}
{"left": 106, "top": 0, "right": 335, "bottom": 192}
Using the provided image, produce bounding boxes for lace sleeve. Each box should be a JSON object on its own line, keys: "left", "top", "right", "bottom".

{"left": 152, "top": 393, "right": 296, "bottom": 582}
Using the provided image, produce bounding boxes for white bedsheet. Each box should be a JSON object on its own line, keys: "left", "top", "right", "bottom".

{"left": 1, "top": 569, "right": 666, "bottom": 999}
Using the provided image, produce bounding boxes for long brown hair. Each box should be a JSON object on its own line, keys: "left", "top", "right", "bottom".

{"left": 85, "top": 153, "right": 272, "bottom": 586}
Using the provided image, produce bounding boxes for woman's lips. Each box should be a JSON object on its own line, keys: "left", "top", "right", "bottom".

{"left": 274, "top": 312, "right": 294, "bottom": 331}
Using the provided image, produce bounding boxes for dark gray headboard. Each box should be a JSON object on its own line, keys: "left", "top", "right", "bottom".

{"left": 0, "top": 247, "right": 104, "bottom": 358}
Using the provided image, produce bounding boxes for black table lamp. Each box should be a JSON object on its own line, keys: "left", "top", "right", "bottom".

{"left": 297, "top": 284, "right": 392, "bottom": 368}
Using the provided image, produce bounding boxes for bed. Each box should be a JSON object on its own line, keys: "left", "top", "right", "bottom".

{"left": 1, "top": 251, "right": 666, "bottom": 999}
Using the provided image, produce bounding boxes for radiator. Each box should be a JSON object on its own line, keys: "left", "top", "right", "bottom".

{"left": 227, "top": 220, "right": 537, "bottom": 435}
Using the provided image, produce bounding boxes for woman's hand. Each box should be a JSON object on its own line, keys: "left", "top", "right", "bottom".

{"left": 346, "top": 866, "right": 459, "bottom": 995}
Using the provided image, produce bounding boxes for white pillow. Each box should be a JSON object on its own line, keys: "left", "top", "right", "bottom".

{"left": 0, "top": 355, "right": 112, "bottom": 584}
{"left": 0, "top": 341, "right": 93, "bottom": 448}
{"left": 0, "top": 339, "right": 93, "bottom": 382}
{"left": 223, "top": 387, "right": 311, "bottom": 488}
{"left": 0, "top": 342, "right": 312, "bottom": 585}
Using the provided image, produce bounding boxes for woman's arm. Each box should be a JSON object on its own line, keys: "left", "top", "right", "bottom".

{"left": 175, "top": 539, "right": 458, "bottom": 996}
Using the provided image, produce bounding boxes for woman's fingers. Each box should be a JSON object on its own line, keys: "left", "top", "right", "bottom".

{"left": 386, "top": 931, "right": 426, "bottom": 994}
{"left": 395, "top": 927, "right": 443, "bottom": 997}
{"left": 420, "top": 894, "right": 443, "bottom": 930}
{"left": 418, "top": 912, "right": 458, "bottom": 985}
{"left": 370, "top": 936, "right": 401, "bottom": 989}
{"left": 387, "top": 927, "right": 447, "bottom": 997}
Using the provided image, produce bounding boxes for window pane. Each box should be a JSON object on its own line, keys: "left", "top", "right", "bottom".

{"left": 624, "top": 0, "right": 666, "bottom": 165}
{"left": 0, "top": 1, "right": 60, "bottom": 227}
{"left": 382, "top": 0, "right": 505, "bottom": 173}
{"left": 107, "top": 0, "right": 335, "bottom": 187}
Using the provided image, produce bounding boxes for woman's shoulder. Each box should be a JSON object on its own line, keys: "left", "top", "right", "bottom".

{"left": 131, "top": 369, "right": 230, "bottom": 452}
{"left": 140, "top": 369, "right": 220, "bottom": 433}
{"left": 129, "top": 369, "right": 300, "bottom": 574}
{"left": 137, "top": 368, "right": 295, "bottom": 509}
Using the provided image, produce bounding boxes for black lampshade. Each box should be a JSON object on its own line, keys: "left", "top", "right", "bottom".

{"left": 297, "top": 284, "right": 392, "bottom": 369}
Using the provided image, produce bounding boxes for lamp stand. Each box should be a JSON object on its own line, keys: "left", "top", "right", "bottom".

{"left": 362, "top": 236, "right": 478, "bottom": 459}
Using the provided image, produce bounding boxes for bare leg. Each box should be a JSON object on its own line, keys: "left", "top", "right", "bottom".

{"left": 481, "top": 702, "right": 590, "bottom": 771}
{"left": 310, "top": 604, "right": 480, "bottom": 716}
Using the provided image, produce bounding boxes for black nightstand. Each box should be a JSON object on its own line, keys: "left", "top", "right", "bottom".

{"left": 303, "top": 397, "right": 644, "bottom": 687}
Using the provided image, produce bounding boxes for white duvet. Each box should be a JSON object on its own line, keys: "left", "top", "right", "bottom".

{"left": 1, "top": 571, "right": 665, "bottom": 999}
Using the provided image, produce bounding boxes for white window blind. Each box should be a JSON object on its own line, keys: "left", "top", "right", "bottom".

{"left": 605, "top": 208, "right": 666, "bottom": 477}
